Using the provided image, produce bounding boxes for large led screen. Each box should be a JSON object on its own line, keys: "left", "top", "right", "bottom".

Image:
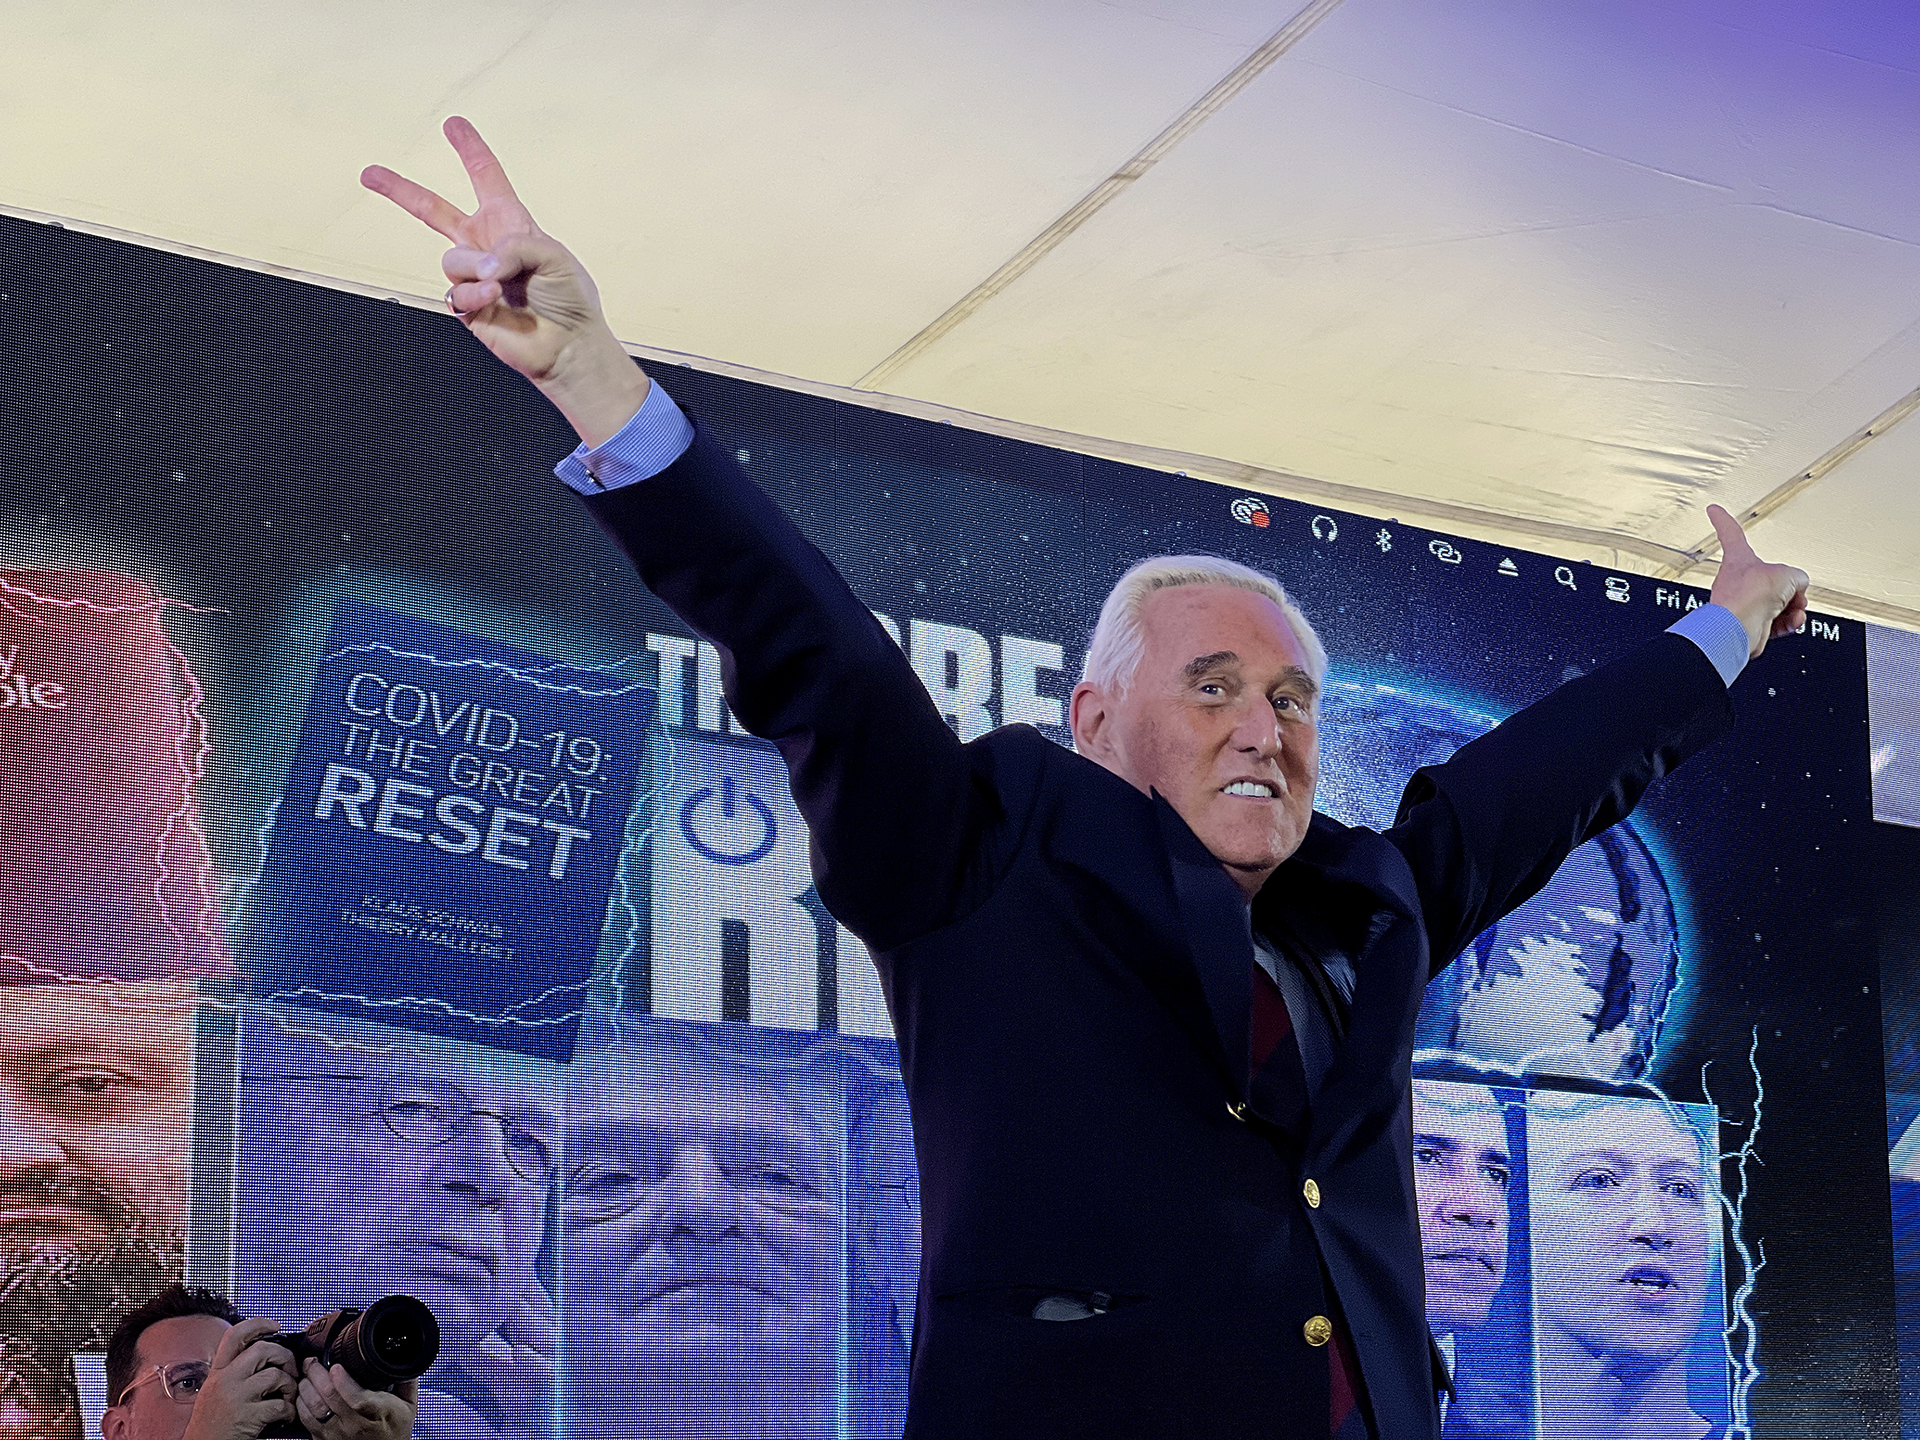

{"left": 0, "top": 214, "right": 1901, "bottom": 1438}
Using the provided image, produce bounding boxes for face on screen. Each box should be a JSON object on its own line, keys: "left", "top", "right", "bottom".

{"left": 1074, "top": 585, "right": 1319, "bottom": 887}
{"left": 561, "top": 1049, "right": 840, "bottom": 1363}
{"left": 238, "top": 1040, "right": 557, "bottom": 1354}
{"left": 1529, "top": 1099, "right": 1713, "bottom": 1365}
{"left": 1412, "top": 1082, "right": 1510, "bottom": 1335}
{"left": 0, "top": 1335, "right": 81, "bottom": 1439}
{"left": 0, "top": 983, "right": 190, "bottom": 1351}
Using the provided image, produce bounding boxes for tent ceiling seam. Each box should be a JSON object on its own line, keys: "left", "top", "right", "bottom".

{"left": 849, "top": 0, "right": 1347, "bottom": 393}
{"left": 1654, "top": 380, "right": 1920, "bottom": 578}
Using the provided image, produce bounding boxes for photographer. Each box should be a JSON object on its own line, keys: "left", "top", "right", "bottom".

{"left": 101, "top": 1286, "right": 415, "bottom": 1440}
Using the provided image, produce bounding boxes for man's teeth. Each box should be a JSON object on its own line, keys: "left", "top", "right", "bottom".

{"left": 1224, "top": 781, "right": 1275, "bottom": 797}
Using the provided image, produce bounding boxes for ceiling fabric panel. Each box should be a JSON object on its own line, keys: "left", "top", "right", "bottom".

{"left": 0, "top": 0, "right": 1914, "bottom": 623}
{"left": 0, "top": 1, "right": 1263, "bottom": 379}
{"left": 1747, "top": 408, "right": 1920, "bottom": 619}
{"left": 878, "top": 0, "right": 1920, "bottom": 553}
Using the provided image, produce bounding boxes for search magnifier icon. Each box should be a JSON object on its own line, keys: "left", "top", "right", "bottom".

{"left": 1554, "top": 566, "right": 1578, "bottom": 591}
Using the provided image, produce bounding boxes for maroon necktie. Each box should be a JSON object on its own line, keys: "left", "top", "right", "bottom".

{"left": 1249, "top": 962, "right": 1368, "bottom": 1438}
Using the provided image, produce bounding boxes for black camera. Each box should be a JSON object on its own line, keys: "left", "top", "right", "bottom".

{"left": 260, "top": 1294, "right": 439, "bottom": 1438}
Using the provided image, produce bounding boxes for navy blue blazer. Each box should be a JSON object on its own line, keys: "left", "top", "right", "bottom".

{"left": 586, "top": 425, "right": 1734, "bottom": 1439}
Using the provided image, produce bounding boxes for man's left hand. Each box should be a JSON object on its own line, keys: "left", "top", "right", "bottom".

{"left": 295, "top": 1361, "right": 416, "bottom": 1440}
{"left": 1706, "top": 503, "right": 1810, "bottom": 659}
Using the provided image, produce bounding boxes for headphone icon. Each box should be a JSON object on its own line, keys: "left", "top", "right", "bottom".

{"left": 1311, "top": 515, "right": 1338, "bottom": 541}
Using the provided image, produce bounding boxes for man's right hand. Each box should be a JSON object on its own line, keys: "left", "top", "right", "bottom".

{"left": 362, "top": 117, "right": 649, "bottom": 448}
{"left": 1705, "top": 504, "right": 1811, "bottom": 660}
{"left": 179, "top": 1317, "right": 297, "bottom": 1440}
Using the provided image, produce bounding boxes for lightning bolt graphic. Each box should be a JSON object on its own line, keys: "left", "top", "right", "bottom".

{"left": 1704, "top": 1027, "right": 1766, "bottom": 1440}
{"left": 0, "top": 574, "right": 231, "bottom": 971}
{"left": 255, "top": 978, "right": 594, "bottom": 1032}
{"left": 1, "top": 970, "right": 567, "bottom": 1068}
{"left": 152, "top": 628, "right": 224, "bottom": 959}
{"left": 0, "top": 575, "right": 226, "bottom": 622}
{"left": 219, "top": 796, "right": 282, "bottom": 924}
{"left": 322, "top": 640, "right": 657, "bottom": 702}
{"left": 597, "top": 723, "right": 678, "bottom": 1012}
{"left": 515, "top": 650, "right": 653, "bottom": 681}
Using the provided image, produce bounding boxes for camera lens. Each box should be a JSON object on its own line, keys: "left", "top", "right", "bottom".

{"left": 333, "top": 1296, "right": 440, "bottom": 1383}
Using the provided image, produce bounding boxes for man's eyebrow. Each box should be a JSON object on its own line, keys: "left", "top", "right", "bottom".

{"left": 1274, "top": 665, "right": 1320, "bottom": 702}
{"left": 1183, "top": 651, "right": 1239, "bottom": 680}
{"left": 1556, "top": 1147, "right": 1630, "bottom": 1170}
{"left": 569, "top": 1117, "right": 808, "bottom": 1148}
{"left": 1412, "top": 1132, "right": 1461, "bottom": 1152}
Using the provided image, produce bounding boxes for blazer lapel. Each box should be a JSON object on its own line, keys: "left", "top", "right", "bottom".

{"left": 1264, "top": 816, "right": 1428, "bottom": 1144}
{"left": 1152, "top": 792, "right": 1253, "bottom": 1100}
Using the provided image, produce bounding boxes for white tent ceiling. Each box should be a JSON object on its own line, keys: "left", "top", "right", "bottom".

{"left": 4, "top": 0, "right": 1916, "bottom": 625}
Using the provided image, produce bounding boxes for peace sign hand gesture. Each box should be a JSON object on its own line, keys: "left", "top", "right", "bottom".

{"left": 362, "top": 117, "right": 648, "bottom": 446}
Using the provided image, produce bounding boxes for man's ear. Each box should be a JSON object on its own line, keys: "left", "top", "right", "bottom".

{"left": 1069, "top": 681, "right": 1112, "bottom": 761}
{"left": 101, "top": 1401, "right": 128, "bottom": 1440}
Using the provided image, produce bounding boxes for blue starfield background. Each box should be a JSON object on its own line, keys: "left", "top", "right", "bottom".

{"left": 0, "top": 211, "right": 1906, "bottom": 1439}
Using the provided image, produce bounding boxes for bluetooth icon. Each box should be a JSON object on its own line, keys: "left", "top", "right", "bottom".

{"left": 1374, "top": 528, "right": 1393, "bottom": 553}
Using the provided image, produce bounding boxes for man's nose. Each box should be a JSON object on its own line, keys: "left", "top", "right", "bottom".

{"left": 652, "top": 1147, "right": 746, "bottom": 1245}
{"left": 0, "top": 1089, "right": 67, "bottom": 1174}
{"left": 434, "top": 1115, "right": 520, "bottom": 1210}
{"left": 1227, "top": 695, "right": 1284, "bottom": 755}
{"left": 1627, "top": 1182, "right": 1674, "bottom": 1250}
{"left": 1436, "top": 1176, "right": 1500, "bottom": 1229}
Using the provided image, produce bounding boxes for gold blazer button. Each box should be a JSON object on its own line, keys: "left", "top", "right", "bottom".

{"left": 1304, "top": 1315, "right": 1334, "bottom": 1347}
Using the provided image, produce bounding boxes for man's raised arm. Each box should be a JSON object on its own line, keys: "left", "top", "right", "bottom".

{"left": 1390, "top": 504, "right": 1810, "bottom": 972}
{"left": 361, "top": 120, "right": 1009, "bottom": 951}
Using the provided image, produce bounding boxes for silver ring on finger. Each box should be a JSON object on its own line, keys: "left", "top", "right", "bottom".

{"left": 444, "top": 286, "right": 462, "bottom": 316}
{"left": 316, "top": 1408, "right": 334, "bottom": 1423}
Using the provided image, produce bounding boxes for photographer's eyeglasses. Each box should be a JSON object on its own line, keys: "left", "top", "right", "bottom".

{"left": 119, "top": 1361, "right": 210, "bottom": 1404}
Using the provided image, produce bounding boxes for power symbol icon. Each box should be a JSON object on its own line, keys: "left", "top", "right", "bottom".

{"left": 679, "top": 775, "right": 778, "bottom": 866}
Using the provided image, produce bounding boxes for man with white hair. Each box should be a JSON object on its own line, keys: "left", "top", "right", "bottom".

{"left": 363, "top": 119, "right": 1808, "bottom": 1440}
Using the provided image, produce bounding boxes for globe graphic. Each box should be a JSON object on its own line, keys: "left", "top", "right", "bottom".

{"left": 1317, "top": 680, "right": 1681, "bottom": 1084}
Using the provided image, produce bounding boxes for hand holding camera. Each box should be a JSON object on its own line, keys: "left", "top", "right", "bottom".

{"left": 178, "top": 1317, "right": 299, "bottom": 1440}
{"left": 260, "top": 1296, "right": 439, "bottom": 1439}
{"left": 289, "top": 1360, "right": 419, "bottom": 1440}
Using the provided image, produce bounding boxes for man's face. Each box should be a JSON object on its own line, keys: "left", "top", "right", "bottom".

{"left": 1411, "top": 1084, "right": 1511, "bottom": 1334}
{"left": 1072, "top": 585, "right": 1318, "bottom": 895}
{"left": 0, "top": 984, "right": 190, "bottom": 1350}
{"left": 561, "top": 1056, "right": 840, "bottom": 1365}
{"left": 238, "top": 1048, "right": 556, "bottom": 1355}
{"left": 102, "top": 1314, "right": 229, "bottom": 1440}
{"left": 1529, "top": 1101, "right": 1712, "bottom": 1366}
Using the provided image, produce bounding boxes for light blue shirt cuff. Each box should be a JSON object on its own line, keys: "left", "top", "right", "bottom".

{"left": 553, "top": 379, "right": 696, "bottom": 495}
{"left": 1667, "top": 602, "right": 1750, "bottom": 687}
